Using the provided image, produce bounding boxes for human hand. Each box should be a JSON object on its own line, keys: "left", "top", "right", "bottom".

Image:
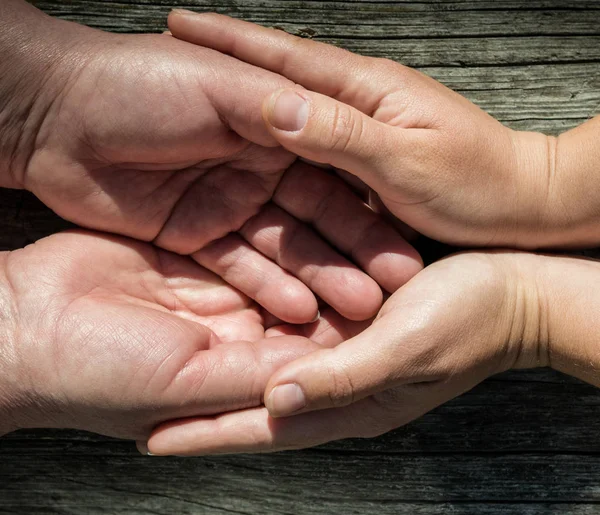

{"left": 0, "top": 230, "right": 374, "bottom": 440}
{"left": 168, "top": 12, "right": 582, "bottom": 250}
{"left": 0, "top": 1, "right": 421, "bottom": 324}
{"left": 143, "top": 250, "right": 556, "bottom": 454}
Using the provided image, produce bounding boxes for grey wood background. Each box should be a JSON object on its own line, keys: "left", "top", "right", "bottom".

{"left": 1, "top": 0, "right": 600, "bottom": 513}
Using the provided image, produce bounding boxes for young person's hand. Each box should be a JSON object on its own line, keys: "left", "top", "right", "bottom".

{"left": 168, "top": 11, "right": 600, "bottom": 250}
{"left": 142, "top": 250, "right": 539, "bottom": 454}
{"left": 145, "top": 249, "right": 600, "bottom": 455}
{"left": 0, "top": 230, "right": 370, "bottom": 440}
{"left": 0, "top": 1, "right": 422, "bottom": 324}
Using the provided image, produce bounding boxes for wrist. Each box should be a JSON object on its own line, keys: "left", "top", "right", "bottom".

{"left": 500, "top": 251, "right": 600, "bottom": 387}
{"left": 488, "top": 252, "right": 550, "bottom": 372}
{"left": 508, "top": 130, "right": 561, "bottom": 249}
{"left": 472, "top": 251, "right": 600, "bottom": 388}
{"left": 0, "top": 1, "right": 94, "bottom": 190}
{"left": 511, "top": 118, "right": 600, "bottom": 249}
{"left": 532, "top": 253, "right": 600, "bottom": 386}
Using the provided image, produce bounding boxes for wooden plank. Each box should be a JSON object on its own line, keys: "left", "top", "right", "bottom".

{"left": 29, "top": 1, "right": 600, "bottom": 39}
{"left": 3, "top": 447, "right": 600, "bottom": 512}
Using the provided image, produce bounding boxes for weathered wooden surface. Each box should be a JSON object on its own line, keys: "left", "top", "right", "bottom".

{"left": 1, "top": 1, "right": 599, "bottom": 514}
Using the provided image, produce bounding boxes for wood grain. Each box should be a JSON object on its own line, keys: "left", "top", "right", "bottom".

{"left": 2, "top": 1, "right": 600, "bottom": 514}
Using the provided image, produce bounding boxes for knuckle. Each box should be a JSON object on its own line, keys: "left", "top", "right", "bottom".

{"left": 373, "top": 56, "right": 399, "bottom": 71}
{"left": 326, "top": 362, "right": 356, "bottom": 408}
{"left": 370, "top": 57, "right": 417, "bottom": 91}
{"left": 246, "top": 417, "right": 274, "bottom": 451}
{"left": 328, "top": 103, "right": 363, "bottom": 153}
{"left": 370, "top": 57, "right": 405, "bottom": 79}
{"left": 281, "top": 38, "right": 302, "bottom": 78}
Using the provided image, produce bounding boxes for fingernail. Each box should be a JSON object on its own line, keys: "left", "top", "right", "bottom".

{"left": 310, "top": 310, "right": 321, "bottom": 323}
{"left": 267, "top": 383, "right": 306, "bottom": 417}
{"left": 267, "top": 90, "right": 309, "bottom": 132}
{"left": 136, "top": 441, "right": 153, "bottom": 456}
{"left": 171, "top": 8, "right": 198, "bottom": 16}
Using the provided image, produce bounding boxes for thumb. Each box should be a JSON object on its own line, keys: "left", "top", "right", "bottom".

{"left": 264, "top": 321, "right": 412, "bottom": 417}
{"left": 262, "top": 89, "right": 400, "bottom": 193}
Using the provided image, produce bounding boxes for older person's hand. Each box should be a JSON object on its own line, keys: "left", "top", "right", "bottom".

{"left": 0, "top": 1, "right": 422, "bottom": 325}
{"left": 0, "top": 230, "right": 373, "bottom": 440}
{"left": 168, "top": 11, "right": 600, "bottom": 250}
{"left": 144, "top": 249, "right": 600, "bottom": 455}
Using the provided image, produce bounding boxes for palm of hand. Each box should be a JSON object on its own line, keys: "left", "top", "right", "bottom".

{"left": 27, "top": 33, "right": 293, "bottom": 252}
{"left": 5, "top": 231, "right": 317, "bottom": 440}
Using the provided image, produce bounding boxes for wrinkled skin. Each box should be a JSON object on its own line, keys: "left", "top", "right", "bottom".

{"left": 1, "top": 230, "right": 370, "bottom": 440}
{"left": 3, "top": 5, "right": 421, "bottom": 324}
{"left": 168, "top": 12, "right": 562, "bottom": 249}
{"left": 145, "top": 250, "right": 549, "bottom": 455}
